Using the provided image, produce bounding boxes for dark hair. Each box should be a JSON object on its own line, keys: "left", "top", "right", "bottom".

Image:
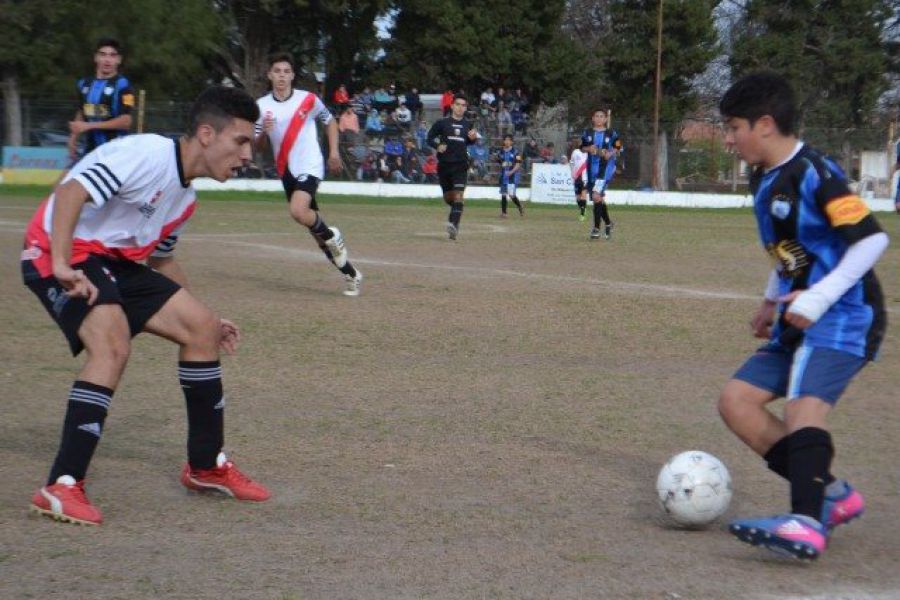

{"left": 453, "top": 93, "right": 468, "bottom": 104}
{"left": 503, "top": 134, "right": 514, "bottom": 141}
{"left": 188, "top": 86, "right": 260, "bottom": 135}
{"left": 95, "top": 37, "right": 122, "bottom": 54}
{"left": 592, "top": 107, "right": 609, "bottom": 116}
{"left": 267, "top": 52, "right": 295, "bottom": 71}
{"left": 719, "top": 72, "right": 797, "bottom": 135}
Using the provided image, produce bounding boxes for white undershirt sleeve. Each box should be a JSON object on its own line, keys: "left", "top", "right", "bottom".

{"left": 786, "top": 232, "right": 889, "bottom": 322}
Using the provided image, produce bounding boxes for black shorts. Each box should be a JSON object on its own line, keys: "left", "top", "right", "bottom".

{"left": 438, "top": 162, "right": 468, "bottom": 193}
{"left": 22, "top": 255, "right": 181, "bottom": 356}
{"left": 574, "top": 179, "right": 585, "bottom": 195}
{"left": 281, "top": 171, "right": 320, "bottom": 211}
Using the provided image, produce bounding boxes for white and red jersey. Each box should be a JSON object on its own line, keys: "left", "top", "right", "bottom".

{"left": 570, "top": 148, "right": 588, "bottom": 183}
{"left": 255, "top": 89, "right": 332, "bottom": 179}
{"left": 22, "top": 134, "right": 195, "bottom": 277}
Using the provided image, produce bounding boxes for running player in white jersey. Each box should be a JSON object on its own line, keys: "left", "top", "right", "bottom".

{"left": 570, "top": 134, "right": 592, "bottom": 222}
{"left": 255, "top": 52, "right": 362, "bottom": 296}
{"left": 21, "top": 86, "right": 271, "bottom": 526}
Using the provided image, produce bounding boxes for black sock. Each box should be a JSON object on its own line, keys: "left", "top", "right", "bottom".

{"left": 48, "top": 381, "right": 112, "bottom": 484}
{"left": 309, "top": 214, "right": 332, "bottom": 240}
{"left": 577, "top": 199, "right": 586, "bottom": 215}
{"left": 179, "top": 361, "right": 224, "bottom": 470}
{"left": 765, "top": 434, "right": 836, "bottom": 485}
{"left": 600, "top": 202, "right": 611, "bottom": 225}
{"left": 764, "top": 435, "right": 791, "bottom": 480}
{"left": 501, "top": 195, "right": 508, "bottom": 214}
{"left": 449, "top": 202, "right": 464, "bottom": 227}
{"left": 787, "top": 427, "right": 833, "bottom": 520}
{"left": 592, "top": 203, "right": 602, "bottom": 228}
{"left": 511, "top": 196, "right": 522, "bottom": 209}
{"left": 339, "top": 262, "right": 357, "bottom": 277}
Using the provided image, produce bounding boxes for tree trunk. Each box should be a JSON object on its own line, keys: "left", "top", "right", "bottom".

{"left": 2, "top": 72, "right": 24, "bottom": 147}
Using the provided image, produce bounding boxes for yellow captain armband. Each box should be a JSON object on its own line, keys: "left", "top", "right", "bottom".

{"left": 824, "top": 195, "right": 870, "bottom": 227}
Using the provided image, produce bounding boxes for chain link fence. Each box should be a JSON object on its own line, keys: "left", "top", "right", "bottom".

{"left": 4, "top": 96, "right": 896, "bottom": 196}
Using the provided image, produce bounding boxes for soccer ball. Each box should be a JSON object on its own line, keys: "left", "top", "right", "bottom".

{"left": 657, "top": 450, "right": 732, "bottom": 527}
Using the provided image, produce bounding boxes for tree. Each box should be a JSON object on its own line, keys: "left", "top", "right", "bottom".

{"left": 564, "top": 0, "right": 720, "bottom": 127}
{"left": 381, "top": 0, "right": 594, "bottom": 104}
{"left": 728, "top": 0, "right": 893, "bottom": 129}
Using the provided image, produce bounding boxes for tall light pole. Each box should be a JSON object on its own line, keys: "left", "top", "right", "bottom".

{"left": 652, "top": 0, "right": 664, "bottom": 190}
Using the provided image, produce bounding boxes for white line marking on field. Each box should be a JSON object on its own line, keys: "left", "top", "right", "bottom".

{"left": 210, "top": 239, "right": 761, "bottom": 301}
{"left": 414, "top": 222, "right": 509, "bottom": 237}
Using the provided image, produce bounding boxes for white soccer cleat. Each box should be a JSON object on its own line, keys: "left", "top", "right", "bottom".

{"left": 446, "top": 222, "right": 458, "bottom": 240}
{"left": 343, "top": 269, "right": 363, "bottom": 296}
{"left": 325, "top": 227, "right": 348, "bottom": 268}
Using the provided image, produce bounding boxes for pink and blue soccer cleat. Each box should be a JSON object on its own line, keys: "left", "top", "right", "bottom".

{"left": 729, "top": 513, "right": 827, "bottom": 560}
{"left": 821, "top": 480, "right": 864, "bottom": 530}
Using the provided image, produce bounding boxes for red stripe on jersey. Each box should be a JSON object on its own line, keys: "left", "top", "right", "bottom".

{"left": 275, "top": 93, "right": 317, "bottom": 177}
{"left": 22, "top": 198, "right": 196, "bottom": 278}
{"left": 573, "top": 162, "right": 587, "bottom": 180}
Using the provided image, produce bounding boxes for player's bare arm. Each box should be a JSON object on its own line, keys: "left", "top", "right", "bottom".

{"left": 69, "top": 114, "right": 133, "bottom": 135}
{"left": 326, "top": 118, "right": 342, "bottom": 173}
{"left": 50, "top": 180, "right": 98, "bottom": 304}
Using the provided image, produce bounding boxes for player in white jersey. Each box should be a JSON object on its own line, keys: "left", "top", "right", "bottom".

{"left": 255, "top": 52, "right": 362, "bottom": 296}
{"left": 570, "top": 134, "right": 592, "bottom": 222}
{"left": 21, "top": 86, "right": 270, "bottom": 526}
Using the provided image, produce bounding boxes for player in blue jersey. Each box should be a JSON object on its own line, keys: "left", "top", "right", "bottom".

{"left": 497, "top": 134, "right": 524, "bottom": 217}
{"left": 68, "top": 38, "right": 135, "bottom": 161}
{"left": 584, "top": 108, "right": 621, "bottom": 240}
{"left": 717, "top": 73, "right": 889, "bottom": 561}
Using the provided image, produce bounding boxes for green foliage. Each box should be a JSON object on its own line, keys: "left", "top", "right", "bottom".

{"left": 563, "top": 0, "right": 719, "bottom": 128}
{"left": 0, "top": 0, "right": 225, "bottom": 99}
{"left": 729, "top": 0, "right": 893, "bottom": 128}
{"left": 381, "top": 0, "right": 594, "bottom": 102}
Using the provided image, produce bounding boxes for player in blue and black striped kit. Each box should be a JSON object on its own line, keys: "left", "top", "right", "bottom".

{"left": 68, "top": 38, "right": 135, "bottom": 161}
{"left": 497, "top": 134, "right": 524, "bottom": 217}
{"left": 718, "top": 73, "right": 889, "bottom": 561}
{"left": 583, "top": 108, "right": 622, "bottom": 240}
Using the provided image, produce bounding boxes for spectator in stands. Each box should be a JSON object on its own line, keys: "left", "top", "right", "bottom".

{"left": 422, "top": 150, "right": 439, "bottom": 183}
{"left": 522, "top": 138, "right": 541, "bottom": 173}
{"left": 511, "top": 105, "right": 527, "bottom": 136}
{"left": 415, "top": 119, "right": 429, "bottom": 150}
{"left": 495, "top": 87, "right": 514, "bottom": 112}
{"left": 540, "top": 142, "right": 556, "bottom": 164}
{"left": 480, "top": 87, "right": 496, "bottom": 116}
{"left": 468, "top": 137, "right": 489, "bottom": 181}
{"left": 383, "top": 137, "right": 404, "bottom": 158}
{"left": 333, "top": 83, "right": 350, "bottom": 110}
{"left": 393, "top": 101, "right": 413, "bottom": 131}
{"left": 388, "top": 154, "right": 411, "bottom": 183}
{"left": 373, "top": 85, "right": 394, "bottom": 112}
{"left": 404, "top": 87, "right": 423, "bottom": 121}
{"left": 357, "top": 87, "right": 373, "bottom": 112}
{"left": 376, "top": 153, "right": 390, "bottom": 182}
{"left": 441, "top": 89, "right": 455, "bottom": 117}
{"left": 513, "top": 88, "right": 530, "bottom": 113}
{"left": 403, "top": 139, "right": 423, "bottom": 183}
{"left": 497, "top": 103, "right": 513, "bottom": 137}
{"left": 356, "top": 150, "right": 378, "bottom": 181}
{"left": 365, "top": 108, "right": 385, "bottom": 138}
{"left": 338, "top": 106, "right": 360, "bottom": 139}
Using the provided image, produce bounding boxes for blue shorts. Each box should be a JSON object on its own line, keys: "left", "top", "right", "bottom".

{"left": 733, "top": 344, "right": 867, "bottom": 405}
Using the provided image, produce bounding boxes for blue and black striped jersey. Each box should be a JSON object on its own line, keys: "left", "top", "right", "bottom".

{"left": 76, "top": 74, "right": 134, "bottom": 152}
{"left": 751, "top": 143, "right": 885, "bottom": 359}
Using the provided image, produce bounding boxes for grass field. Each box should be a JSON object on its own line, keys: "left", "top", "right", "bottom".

{"left": 1, "top": 185, "right": 898, "bottom": 599}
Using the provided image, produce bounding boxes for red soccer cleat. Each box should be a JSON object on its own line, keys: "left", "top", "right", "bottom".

{"left": 180, "top": 452, "right": 270, "bottom": 502}
{"left": 30, "top": 475, "right": 103, "bottom": 525}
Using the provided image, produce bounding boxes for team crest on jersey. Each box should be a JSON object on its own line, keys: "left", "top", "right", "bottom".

{"left": 81, "top": 86, "right": 89, "bottom": 95}
{"left": 104, "top": 86, "right": 114, "bottom": 95}
{"left": 770, "top": 195, "right": 792, "bottom": 220}
{"left": 102, "top": 266, "right": 117, "bottom": 283}
{"left": 138, "top": 190, "right": 163, "bottom": 218}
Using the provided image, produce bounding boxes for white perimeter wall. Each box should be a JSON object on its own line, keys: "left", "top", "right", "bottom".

{"left": 192, "top": 178, "right": 899, "bottom": 212}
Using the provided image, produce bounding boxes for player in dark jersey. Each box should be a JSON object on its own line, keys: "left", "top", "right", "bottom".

{"left": 427, "top": 94, "right": 480, "bottom": 240}
{"left": 583, "top": 108, "right": 622, "bottom": 240}
{"left": 68, "top": 38, "right": 135, "bottom": 160}
{"left": 718, "top": 73, "right": 889, "bottom": 561}
{"left": 497, "top": 134, "right": 524, "bottom": 217}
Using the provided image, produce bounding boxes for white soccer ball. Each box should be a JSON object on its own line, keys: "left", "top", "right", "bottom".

{"left": 657, "top": 450, "right": 732, "bottom": 527}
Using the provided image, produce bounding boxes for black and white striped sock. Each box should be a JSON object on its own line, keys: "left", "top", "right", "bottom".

{"left": 48, "top": 380, "right": 112, "bottom": 484}
{"left": 179, "top": 361, "right": 225, "bottom": 470}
